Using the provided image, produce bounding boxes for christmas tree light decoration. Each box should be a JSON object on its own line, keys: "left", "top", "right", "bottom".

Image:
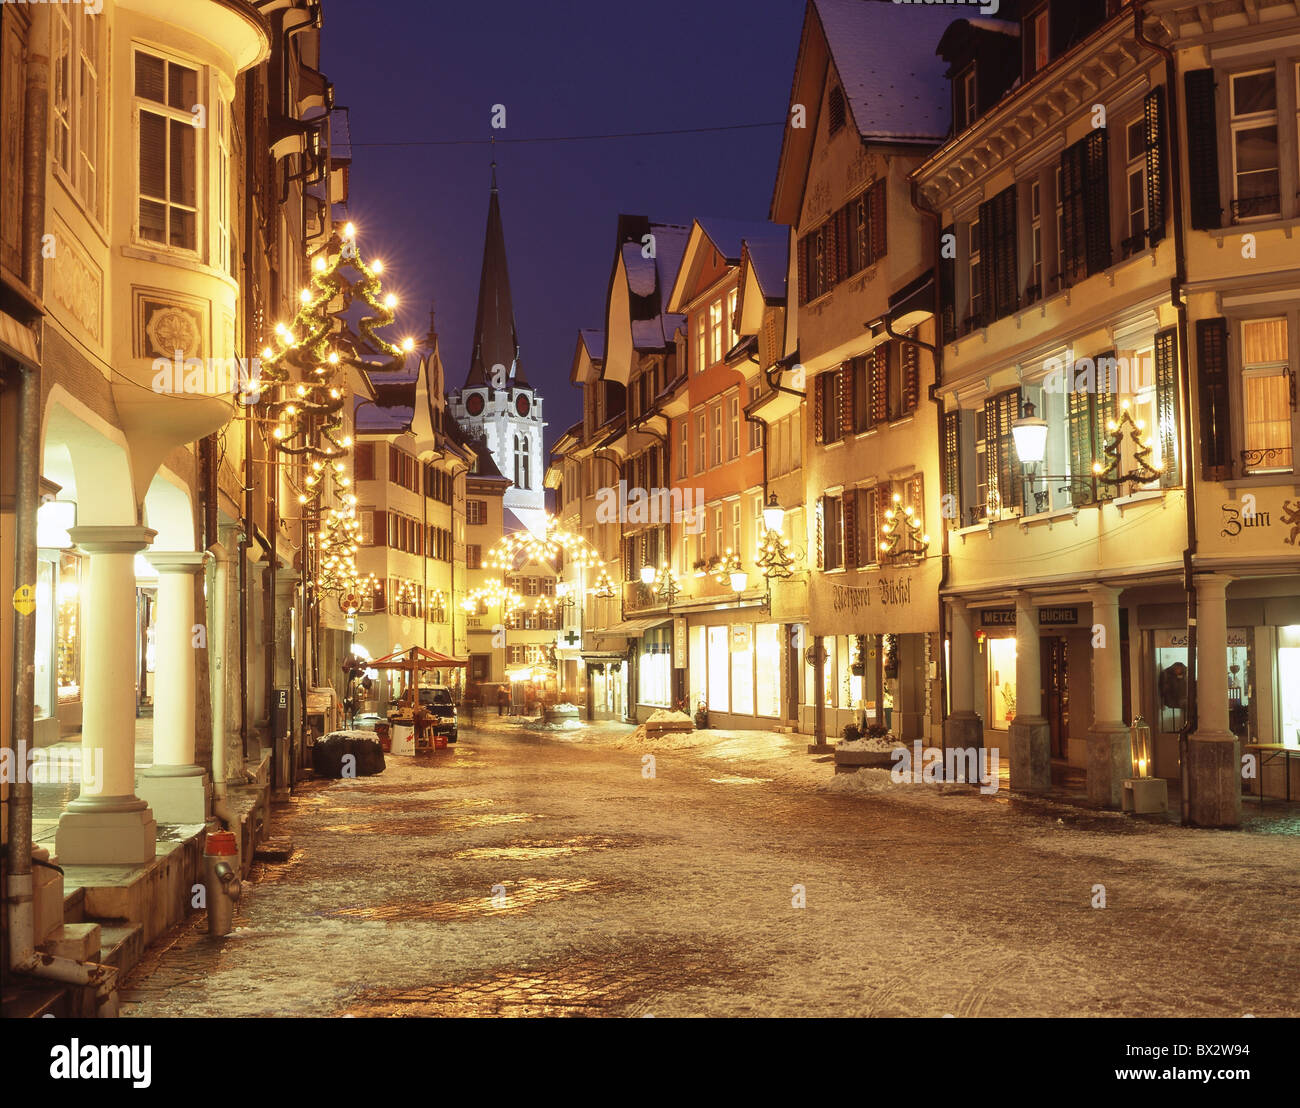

{"left": 1096, "top": 402, "right": 1162, "bottom": 487}
{"left": 755, "top": 529, "right": 796, "bottom": 580}
{"left": 879, "top": 491, "right": 930, "bottom": 560}
{"left": 590, "top": 568, "right": 616, "bottom": 599}
{"left": 710, "top": 549, "right": 743, "bottom": 587}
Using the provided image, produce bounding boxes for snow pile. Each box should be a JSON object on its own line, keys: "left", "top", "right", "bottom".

{"left": 626, "top": 712, "right": 696, "bottom": 738}
{"left": 818, "top": 769, "right": 900, "bottom": 794}
{"left": 838, "top": 736, "right": 904, "bottom": 753}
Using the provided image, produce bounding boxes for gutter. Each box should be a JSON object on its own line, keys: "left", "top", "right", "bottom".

{"left": 908, "top": 173, "right": 951, "bottom": 747}
{"left": 1134, "top": 3, "right": 1197, "bottom": 825}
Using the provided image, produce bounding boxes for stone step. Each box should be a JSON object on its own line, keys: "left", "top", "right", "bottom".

{"left": 1, "top": 982, "right": 70, "bottom": 1019}
{"left": 39, "top": 922, "right": 102, "bottom": 963}
{"left": 98, "top": 923, "right": 145, "bottom": 978}
{"left": 63, "top": 884, "right": 86, "bottom": 923}
{"left": 255, "top": 837, "right": 295, "bottom": 862}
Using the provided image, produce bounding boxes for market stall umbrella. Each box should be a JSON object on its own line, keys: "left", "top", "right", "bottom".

{"left": 368, "top": 645, "right": 469, "bottom": 671}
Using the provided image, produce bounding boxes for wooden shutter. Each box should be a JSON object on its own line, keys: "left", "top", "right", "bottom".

{"left": 869, "top": 179, "right": 887, "bottom": 261}
{"left": 1144, "top": 86, "right": 1167, "bottom": 247}
{"left": 941, "top": 410, "right": 961, "bottom": 524}
{"left": 797, "top": 234, "right": 809, "bottom": 305}
{"left": 901, "top": 341, "right": 920, "bottom": 413}
{"left": 1184, "top": 70, "right": 1221, "bottom": 230}
{"left": 354, "top": 442, "right": 374, "bottom": 481}
{"left": 842, "top": 490, "right": 858, "bottom": 569}
{"left": 871, "top": 347, "right": 889, "bottom": 425}
{"left": 815, "top": 496, "right": 825, "bottom": 569}
{"left": 977, "top": 196, "right": 997, "bottom": 325}
{"left": 939, "top": 223, "right": 956, "bottom": 344}
{"left": 835, "top": 206, "right": 850, "bottom": 284}
{"left": 1066, "top": 386, "right": 1094, "bottom": 507}
{"left": 374, "top": 509, "right": 388, "bottom": 548}
{"left": 993, "top": 185, "right": 1018, "bottom": 319}
{"left": 1082, "top": 129, "right": 1111, "bottom": 276}
{"left": 1154, "top": 327, "right": 1179, "bottom": 487}
{"left": 814, "top": 372, "right": 825, "bottom": 443}
{"left": 990, "top": 389, "right": 1023, "bottom": 513}
{"left": 1059, "top": 139, "right": 1086, "bottom": 285}
{"left": 1196, "top": 317, "right": 1231, "bottom": 479}
{"left": 1094, "top": 383, "right": 1117, "bottom": 501}
{"left": 839, "top": 362, "right": 854, "bottom": 435}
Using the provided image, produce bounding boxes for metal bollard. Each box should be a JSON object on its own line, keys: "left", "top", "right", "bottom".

{"left": 203, "top": 830, "right": 242, "bottom": 937}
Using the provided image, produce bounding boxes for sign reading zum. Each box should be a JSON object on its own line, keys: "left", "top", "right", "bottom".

{"left": 980, "top": 606, "right": 1080, "bottom": 628}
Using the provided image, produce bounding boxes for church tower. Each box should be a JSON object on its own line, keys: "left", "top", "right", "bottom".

{"left": 448, "top": 164, "right": 547, "bottom": 535}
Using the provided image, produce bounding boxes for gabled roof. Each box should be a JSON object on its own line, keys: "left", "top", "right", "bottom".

{"left": 668, "top": 217, "right": 788, "bottom": 313}
{"left": 743, "top": 231, "right": 789, "bottom": 302}
{"left": 771, "top": 0, "right": 964, "bottom": 224}
{"left": 602, "top": 215, "right": 690, "bottom": 386}
{"left": 464, "top": 165, "right": 525, "bottom": 389}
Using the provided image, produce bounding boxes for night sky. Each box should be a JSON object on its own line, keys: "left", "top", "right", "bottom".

{"left": 321, "top": 0, "right": 807, "bottom": 448}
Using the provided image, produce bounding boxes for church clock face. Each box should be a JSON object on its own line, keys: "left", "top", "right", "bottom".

{"left": 515, "top": 393, "right": 531, "bottom": 417}
{"left": 465, "top": 392, "right": 485, "bottom": 416}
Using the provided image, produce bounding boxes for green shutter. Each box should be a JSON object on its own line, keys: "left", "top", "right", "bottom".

{"left": 1144, "top": 87, "right": 1167, "bottom": 247}
{"left": 1154, "top": 327, "right": 1179, "bottom": 487}
{"left": 1067, "top": 384, "right": 1094, "bottom": 507}
{"left": 941, "top": 409, "right": 961, "bottom": 525}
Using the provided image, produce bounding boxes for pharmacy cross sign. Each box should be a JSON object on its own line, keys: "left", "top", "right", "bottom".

{"left": 562, "top": 630, "right": 580, "bottom": 647}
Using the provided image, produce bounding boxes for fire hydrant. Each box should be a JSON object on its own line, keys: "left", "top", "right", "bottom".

{"left": 203, "top": 830, "right": 242, "bottom": 937}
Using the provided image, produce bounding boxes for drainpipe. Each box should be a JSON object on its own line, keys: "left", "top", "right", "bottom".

{"left": 908, "top": 173, "right": 951, "bottom": 748}
{"left": 1134, "top": 4, "right": 1197, "bottom": 824}
{"left": 5, "top": 6, "right": 116, "bottom": 1012}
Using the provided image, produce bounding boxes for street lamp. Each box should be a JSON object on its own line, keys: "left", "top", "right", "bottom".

{"left": 729, "top": 569, "right": 749, "bottom": 598}
{"left": 1011, "top": 400, "right": 1049, "bottom": 466}
{"left": 639, "top": 564, "right": 656, "bottom": 586}
{"left": 762, "top": 492, "right": 785, "bottom": 534}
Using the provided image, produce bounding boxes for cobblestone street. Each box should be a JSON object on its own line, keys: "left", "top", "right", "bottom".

{"left": 120, "top": 722, "right": 1299, "bottom": 1017}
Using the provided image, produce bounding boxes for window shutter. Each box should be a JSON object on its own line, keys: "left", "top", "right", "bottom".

{"left": 977, "top": 197, "right": 997, "bottom": 325}
{"left": 1094, "top": 383, "right": 1117, "bottom": 502}
{"left": 842, "top": 490, "right": 858, "bottom": 569}
{"left": 1144, "top": 86, "right": 1167, "bottom": 246}
{"left": 994, "top": 185, "right": 1018, "bottom": 319}
{"left": 1154, "top": 327, "right": 1179, "bottom": 487}
{"left": 839, "top": 362, "right": 854, "bottom": 435}
{"left": 1082, "top": 129, "right": 1111, "bottom": 276}
{"left": 797, "top": 234, "right": 809, "bottom": 305}
{"left": 824, "top": 217, "right": 838, "bottom": 293}
{"left": 1184, "top": 70, "right": 1221, "bottom": 230}
{"left": 355, "top": 442, "right": 374, "bottom": 481}
{"left": 939, "top": 222, "right": 956, "bottom": 344}
{"left": 869, "top": 179, "right": 887, "bottom": 261}
{"left": 901, "top": 341, "right": 920, "bottom": 413}
{"left": 1060, "top": 139, "right": 1086, "bottom": 285}
{"left": 1066, "top": 385, "right": 1094, "bottom": 507}
{"left": 814, "top": 372, "right": 825, "bottom": 443}
{"left": 871, "top": 347, "right": 889, "bottom": 425}
{"left": 1196, "top": 317, "right": 1231, "bottom": 479}
{"left": 941, "top": 410, "right": 961, "bottom": 524}
{"left": 991, "top": 390, "right": 1023, "bottom": 513}
{"left": 835, "top": 206, "right": 850, "bottom": 283}
{"left": 815, "top": 496, "right": 825, "bottom": 570}
{"left": 374, "top": 509, "right": 388, "bottom": 548}
{"left": 386, "top": 444, "right": 397, "bottom": 483}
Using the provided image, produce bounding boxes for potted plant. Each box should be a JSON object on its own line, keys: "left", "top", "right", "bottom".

{"left": 841, "top": 722, "right": 861, "bottom": 743}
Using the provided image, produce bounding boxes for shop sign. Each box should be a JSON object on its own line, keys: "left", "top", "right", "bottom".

{"left": 730, "top": 624, "right": 751, "bottom": 652}
{"left": 830, "top": 575, "right": 914, "bottom": 613}
{"left": 673, "top": 617, "right": 688, "bottom": 668}
{"left": 980, "top": 606, "right": 1079, "bottom": 628}
{"left": 1155, "top": 629, "right": 1249, "bottom": 648}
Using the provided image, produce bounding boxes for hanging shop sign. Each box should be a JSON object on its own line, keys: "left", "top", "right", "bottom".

{"left": 979, "top": 606, "right": 1080, "bottom": 628}
{"left": 673, "top": 617, "right": 688, "bottom": 669}
{"left": 810, "top": 559, "right": 940, "bottom": 637}
{"left": 730, "top": 624, "right": 752, "bottom": 652}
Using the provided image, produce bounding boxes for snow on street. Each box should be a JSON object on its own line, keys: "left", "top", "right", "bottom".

{"left": 121, "top": 718, "right": 1299, "bottom": 1017}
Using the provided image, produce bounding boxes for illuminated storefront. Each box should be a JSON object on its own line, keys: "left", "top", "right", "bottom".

{"left": 34, "top": 499, "right": 83, "bottom": 745}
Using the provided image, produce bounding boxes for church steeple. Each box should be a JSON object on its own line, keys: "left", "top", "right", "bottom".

{"left": 465, "top": 162, "right": 526, "bottom": 389}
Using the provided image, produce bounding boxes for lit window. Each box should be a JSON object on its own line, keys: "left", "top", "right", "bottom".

{"left": 709, "top": 298, "right": 724, "bottom": 365}
{"left": 1241, "top": 318, "right": 1293, "bottom": 473}
{"left": 1126, "top": 118, "right": 1147, "bottom": 250}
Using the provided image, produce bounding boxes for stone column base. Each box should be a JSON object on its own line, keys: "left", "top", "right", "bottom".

{"left": 1088, "top": 722, "right": 1133, "bottom": 808}
{"left": 56, "top": 798, "right": 157, "bottom": 865}
{"left": 944, "top": 713, "right": 984, "bottom": 755}
{"left": 1009, "top": 717, "right": 1051, "bottom": 793}
{"left": 1187, "top": 730, "right": 1242, "bottom": 828}
{"left": 137, "top": 766, "right": 210, "bottom": 825}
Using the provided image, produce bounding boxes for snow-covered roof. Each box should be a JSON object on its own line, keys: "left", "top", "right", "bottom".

{"left": 622, "top": 242, "right": 658, "bottom": 297}
{"left": 580, "top": 328, "right": 605, "bottom": 359}
{"left": 695, "top": 217, "right": 789, "bottom": 267}
{"left": 814, "top": 0, "right": 965, "bottom": 144}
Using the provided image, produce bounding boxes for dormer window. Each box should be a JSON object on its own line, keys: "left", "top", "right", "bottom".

{"left": 1025, "top": 6, "right": 1049, "bottom": 79}
{"left": 955, "top": 65, "right": 977, "bottom": 131}
{"left": 828, "top": 85, "right": 846, "bottom": 135}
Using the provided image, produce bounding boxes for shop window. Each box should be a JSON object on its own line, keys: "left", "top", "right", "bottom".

{"left": 707, "top": 625, "right": 730, "bottom": 713}
{"left": 639, "top": 627, "right": 672, "bottom": 708}
{"left": 730, "top": 624, "right": 754, "bottom": 716}
{"left": 988, "top": 636, "right": 1016, "bottom": 730}
{"left": 755, "top": 624, "right": 781, "bottom": 718}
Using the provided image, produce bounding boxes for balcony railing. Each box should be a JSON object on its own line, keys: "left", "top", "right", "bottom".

{"left": 1231, "top": 194, "right": 1281, "bottom": 223}
{"left": 1241, "top": 446, "right": 1293, "bottom": 474}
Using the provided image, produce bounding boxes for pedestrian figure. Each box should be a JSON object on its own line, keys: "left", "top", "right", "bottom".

{"left": 497, "top": 684, "right": 508, "bottom": 716}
